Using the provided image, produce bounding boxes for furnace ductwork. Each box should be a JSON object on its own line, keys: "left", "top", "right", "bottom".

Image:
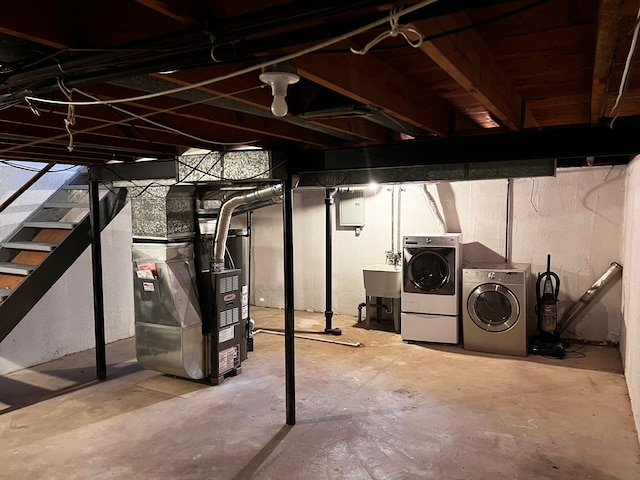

{"left": 212, "top": 184, "right": 283, "bottom": 271}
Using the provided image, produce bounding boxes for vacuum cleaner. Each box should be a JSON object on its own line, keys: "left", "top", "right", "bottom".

{"left": 530, "top": 254, "right": 566, "bottom": 358}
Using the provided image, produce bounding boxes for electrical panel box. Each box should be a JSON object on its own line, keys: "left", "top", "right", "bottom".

{"left": 339, "top": 190, "right": 365, "bottom": 227}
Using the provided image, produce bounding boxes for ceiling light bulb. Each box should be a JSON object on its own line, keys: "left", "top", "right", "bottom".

{"left": 271, "top": 93, "right": 289, "bottom": 117}
{"left": 259, "top": 67, "right": 300, "bottom": 118}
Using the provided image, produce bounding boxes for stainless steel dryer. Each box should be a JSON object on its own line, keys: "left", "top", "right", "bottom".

{"left": 462, "top": 263, "right": 534, "bottom": 356}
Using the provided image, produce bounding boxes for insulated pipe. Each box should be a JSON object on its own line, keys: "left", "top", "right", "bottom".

{"left": 212, "top": 184, "right": 282, "bottom": 272}
{"left": 558, "top": 262, "right": 623, "bottom": 334}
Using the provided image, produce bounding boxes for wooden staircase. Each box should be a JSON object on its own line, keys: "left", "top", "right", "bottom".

{"left": 0, "top": 170, "right": 128, "bottom": 341}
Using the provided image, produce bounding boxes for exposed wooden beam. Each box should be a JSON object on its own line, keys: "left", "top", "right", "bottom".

{"left": 591, "top": 0, "right": 630, "bottom": 124}
{"left": 0, "top": 3, "right": 67, "bottom": 49}
{"left": 161, "top": 68, "right": 392, "bottom": 143}
{"left": 133, "top": 0, "right": 197, "bottom": 24}
{"left": 413, "top": 13, "right": 537, "bottom": 130}
{"left": 92, "top": 82, "right": 342, "bottom": 147}
{"left": 295, "top": 51, "right": 453, "bottom": 137}
{"left": 0, "top": 118, "right": 176, "bottom": 157}
{"left": 309, "top": 117, "right": 392, "bottom": 143}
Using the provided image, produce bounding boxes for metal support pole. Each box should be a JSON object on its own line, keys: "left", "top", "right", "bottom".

{"left": 324, "top": 188, "right": 341, "bottom": 335}
{"left": 283, "top": 177, "right": 296, "bottom": 425}
{"left": 89, "top": 174, "right": 107, "bottom": 380}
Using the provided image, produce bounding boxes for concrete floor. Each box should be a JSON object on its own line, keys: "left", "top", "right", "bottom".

{"left": 1, "top": 306, "right": 639, "bottom": 480}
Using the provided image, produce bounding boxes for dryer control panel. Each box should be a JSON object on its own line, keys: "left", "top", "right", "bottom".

{"left": 463, "top": 263, "right": 531, "bottom": 286}
{"left": 464, "top": 269, "right": 526, "bottom": 284}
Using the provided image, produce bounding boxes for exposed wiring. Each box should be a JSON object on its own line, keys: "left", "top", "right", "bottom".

{"left": 178, "top": 151, "right": 226, "bottom": 182}
{"left": 0, "top": 160, "right": 77, "bottom": 173}
{"left": 175, "top": 155, "right": 287, "bottom": 182}
{"left": 57, "top": 79, "right": 76, "bottom": 152}
{"left": 96, "top": 164, "right": 178, "bottom": 199}
{"left": 351, "top": 6, "right": 424, "bottom": 55}
{"left": 23, "top": 0, "right": 440, "bottom": 108}
{"left": 529, "top": 178, "right": 540, "bottom": 214}
{"left": 604, "top": 164, "right": 616, "bottom": 182}
{"left": 608, "top": 5, "right": 640, "bottom": 128}
{"left": 73, "top": 86, "right": 264, "bottom": 147}
{"left": 314, "top": 0, "right": 551, "bottom": 56}
{"left": 0, "top": 85, "right": 271, "bottom": 158}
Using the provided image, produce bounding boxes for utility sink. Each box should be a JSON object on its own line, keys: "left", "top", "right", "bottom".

{"left": 362, "top": 264, "right": 402, "bottom": 298}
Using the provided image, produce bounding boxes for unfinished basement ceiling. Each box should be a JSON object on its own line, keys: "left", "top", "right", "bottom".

{"left": 0, "top": 0, "right": 639, "bottom": 168}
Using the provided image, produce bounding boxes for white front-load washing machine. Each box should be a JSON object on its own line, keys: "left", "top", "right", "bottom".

{"left": 462, "top": 263, "right": 534, "bottom": 356}
{"left": 401, "top": 233, "right": 462, "bottom": 344}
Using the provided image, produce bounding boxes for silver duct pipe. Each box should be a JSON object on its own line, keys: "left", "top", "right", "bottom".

{"left": 212, "top": 184, "right": 283, "bottom": 272}
{"left": 420, "top": 184, "right": 447, "bottom": 234}
{"left": 558, "top": 262, "right": 623, "bottom": 334}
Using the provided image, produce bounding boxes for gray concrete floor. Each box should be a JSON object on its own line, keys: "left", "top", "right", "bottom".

{"left": 1, "top": 306, "right": 639, "bottom": 480}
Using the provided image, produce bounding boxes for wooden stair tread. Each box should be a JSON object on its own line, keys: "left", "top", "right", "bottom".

{"left": 12, "top": 251, "right": 47, "bottom": 265}
{"left": 0, "top": 275, "right": 21, "bottom": 289}
{"left": 33, "top": 229, "right": 69, "bottom": 243}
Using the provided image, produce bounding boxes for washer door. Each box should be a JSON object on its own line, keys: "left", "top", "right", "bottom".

{"left": 403, "top": 247, "right": 455, "bottom": 295}
{"left": 467, "top": 283, "right": 520, "bottom": 332}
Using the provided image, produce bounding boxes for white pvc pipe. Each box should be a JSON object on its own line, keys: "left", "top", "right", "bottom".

{"left": 253, "top": 328, "right": 361, "bottom": 347}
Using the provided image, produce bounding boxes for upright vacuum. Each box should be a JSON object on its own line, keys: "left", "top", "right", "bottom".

{"left": 530, "top": 254, "right": 565, "bottom": 358}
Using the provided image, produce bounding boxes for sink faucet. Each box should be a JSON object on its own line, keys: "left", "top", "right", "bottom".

{"left": 385, "top": 250, "right": 401, "bottom": 266}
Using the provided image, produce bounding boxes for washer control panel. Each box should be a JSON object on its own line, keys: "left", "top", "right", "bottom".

{"left": 404, "top": 234, "right": 460, "bottom": 247}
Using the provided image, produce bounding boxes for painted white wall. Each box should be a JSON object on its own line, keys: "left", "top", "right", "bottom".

{"left": 0, "top": 203, "right": 135, "bottom": 375}
{"left": 251, "top": 166, "right": 625, "bottom": 342}
{"left": 0, "top": 163, "right": 81, "bottom": 241}
{"left": 621, "top": 155, "right": 640, "bottom": 443}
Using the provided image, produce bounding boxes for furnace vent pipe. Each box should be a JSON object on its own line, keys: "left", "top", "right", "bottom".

{"left": 558, "top": 262, "right": 623, "bottom": 334}
{"left": 212, "top": 184, "right": 283, "bottom": 272}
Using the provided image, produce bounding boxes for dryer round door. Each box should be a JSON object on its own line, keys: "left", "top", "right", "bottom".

{"left": 467, "top": 283, "right": 520, "bottom": 332}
